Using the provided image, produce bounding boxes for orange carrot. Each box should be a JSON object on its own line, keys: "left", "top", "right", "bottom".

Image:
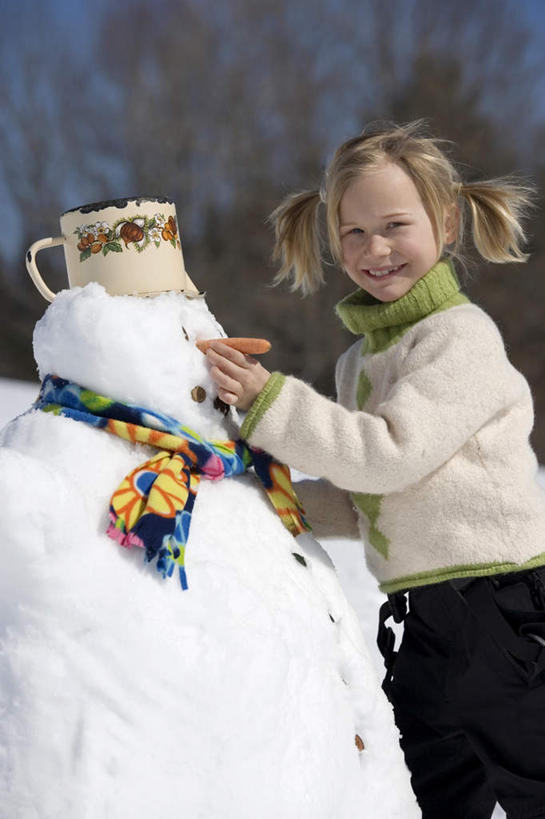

{"left": 196, "top": 337, "right": 272, "bottom": 355}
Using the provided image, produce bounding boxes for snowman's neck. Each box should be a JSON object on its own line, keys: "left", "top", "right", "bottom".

{"left": 35, "top": 373, "right": 311, "bottom": 555}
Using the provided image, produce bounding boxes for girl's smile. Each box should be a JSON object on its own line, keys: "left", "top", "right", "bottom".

{"left": 364, "top": 263, "right": 407, "bottom": 279}
{"left": 339, "top": 162, "right": 452, "bottom": 302}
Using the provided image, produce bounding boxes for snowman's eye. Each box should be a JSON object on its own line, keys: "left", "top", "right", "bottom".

{"left": 191, "top": 386, "right": 206, "bottom": 403}
{"left": 182, "top": 326, "right": 189, "bottom": 340}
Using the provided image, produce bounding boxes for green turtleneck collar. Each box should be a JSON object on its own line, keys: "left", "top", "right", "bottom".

{"left": 335, "top": 259, "right": 470, "bottom": 354}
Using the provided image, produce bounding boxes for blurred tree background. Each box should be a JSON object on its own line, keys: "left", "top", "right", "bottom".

{"left": 1, "top": 0, "right": 544, "bottom": 456}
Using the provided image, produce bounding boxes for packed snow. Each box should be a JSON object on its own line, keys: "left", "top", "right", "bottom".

{"left": 0, "top": 285, "right": 420, "bottom": 818}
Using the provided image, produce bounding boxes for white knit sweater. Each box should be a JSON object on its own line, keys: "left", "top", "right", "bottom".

{"left": 241, "top": 261, "right": 545, "bottom": 593}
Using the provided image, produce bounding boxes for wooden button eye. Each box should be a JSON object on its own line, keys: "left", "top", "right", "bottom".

{"left": 355, "top": 734, "right": 365, "bottom": 751}
{"left": 191, "top": 386, "right": 206, "bottom": 403}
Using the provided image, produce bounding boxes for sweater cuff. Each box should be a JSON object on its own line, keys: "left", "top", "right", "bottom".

{"left": 239, "top": 372, "right": 286, "bottom": 441}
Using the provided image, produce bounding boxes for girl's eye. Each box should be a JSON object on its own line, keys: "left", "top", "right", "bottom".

{"left": 340, "top": 229, "right": 361, "bottom": 241}
{"left": 386, "top": 222, "right": 405, "bottom": 230}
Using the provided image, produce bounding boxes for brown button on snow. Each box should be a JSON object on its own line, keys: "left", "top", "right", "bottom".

{"left": 191, "top": 386, "right": 206, "bottom": 403}
{"left": 355, "top": 734, "right": 365, "bottom": 751}
{"left": 292, "top": 553, "right": 307, "bottom": 567}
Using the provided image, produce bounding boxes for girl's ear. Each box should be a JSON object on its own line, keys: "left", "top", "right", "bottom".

{"left": 444, "top": 204, "right": 459, "bottom": 244}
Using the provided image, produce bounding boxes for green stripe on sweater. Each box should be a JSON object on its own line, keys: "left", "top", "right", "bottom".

{"left": 354, "top": 368, "right": 390, "bottom": 558}
{"left": 351, "top": 492, "right": 390, "bottom": 558}
{"left": 356, "top": 369, "right": 373, "bottom": 408}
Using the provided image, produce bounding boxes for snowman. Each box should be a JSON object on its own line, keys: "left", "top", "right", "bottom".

{"left": 0, "top": 200, "right": 419, "bottom": 819}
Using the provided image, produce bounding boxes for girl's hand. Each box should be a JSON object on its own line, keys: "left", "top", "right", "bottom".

{"left": 206, "top": 341, "right": 271, "bottom": 410}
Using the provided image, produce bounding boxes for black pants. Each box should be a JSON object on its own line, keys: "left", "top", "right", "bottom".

{"left": 378, "top": 568, "right": 545, "bottom": 819}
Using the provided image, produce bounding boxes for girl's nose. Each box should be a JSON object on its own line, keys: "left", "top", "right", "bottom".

{"left": 365, "top": 234, "right": 391, "bottom": 259}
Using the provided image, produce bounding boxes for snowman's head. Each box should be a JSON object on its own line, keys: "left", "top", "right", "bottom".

{"left": 33, "top": 283, "right": 236, "bottom": 439}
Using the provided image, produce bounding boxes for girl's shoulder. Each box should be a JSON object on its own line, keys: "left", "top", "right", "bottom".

{"left": 337, "top": 302, "right": 504, "bottom": 364}
{"left": 405, "top": 304, "right": 528, "bottom": 397}
{"left": 410, "top": 302, "right": 505, "bottom": 351}
{"left": 335, "top": 301, "right": 515, "bottom": 386}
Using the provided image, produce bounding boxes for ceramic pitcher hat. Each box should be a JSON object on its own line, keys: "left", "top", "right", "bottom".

{"left": 26, "top": 196, "right": 200, "bottom": 301}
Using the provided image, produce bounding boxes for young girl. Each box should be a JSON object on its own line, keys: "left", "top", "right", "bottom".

{"left": 206, "top": 121, "right": 545, "bottom": 818}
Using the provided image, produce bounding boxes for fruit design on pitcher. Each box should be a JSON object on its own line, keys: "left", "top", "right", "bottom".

{"left": 74, "top": 213, "right": 181, "bottom": 262}
{"left": 119, "top": 221, "right": 145, "bottom": 247}
{"left": 162, "top": 215, "right": 178, "bottom": 242}
{"left": 76, "top": 222, "right": 117, "bottom": 259}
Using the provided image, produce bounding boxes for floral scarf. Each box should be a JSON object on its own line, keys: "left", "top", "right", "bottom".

{"left": 36, "top": 374, "right": 310, "bottom": 590}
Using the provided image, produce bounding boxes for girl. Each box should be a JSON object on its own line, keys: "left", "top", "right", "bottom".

{"left": 206, "top": 121, "right": 545, "bottom": 818}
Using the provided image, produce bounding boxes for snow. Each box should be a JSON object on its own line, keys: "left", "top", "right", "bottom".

{"left": 0, "top": 286, "right": 419, "bottom": 818}
{"left": 0, "top": 378, "right": 39, "bottom": 425}
{"left": 1, "top": 292, "right": 542, "bottom": 819}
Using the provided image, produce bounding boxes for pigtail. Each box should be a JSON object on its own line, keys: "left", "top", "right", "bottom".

{"left": 460, "top": 178, "right": 535, "bottom": 264}
{"left": 269, "top": 190, "right": 324, "bottom": 295}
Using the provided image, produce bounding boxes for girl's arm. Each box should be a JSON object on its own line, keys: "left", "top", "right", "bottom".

{"left": 207, "top": 308, "right": 530, "bottom": 495}
{"left": 206, "top": 343, "right": 359, "bottom": 537}
{"left": 290, "top": 478, "right": 359, "bottom": 540}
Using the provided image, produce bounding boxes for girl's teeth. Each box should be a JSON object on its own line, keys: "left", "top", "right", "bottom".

{"left": 367, "top": 265, "right": 402, "bottom": 277}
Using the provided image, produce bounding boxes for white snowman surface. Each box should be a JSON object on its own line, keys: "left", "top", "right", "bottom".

{"left": 0, "top": 284, "right": 419, "bottom": 819}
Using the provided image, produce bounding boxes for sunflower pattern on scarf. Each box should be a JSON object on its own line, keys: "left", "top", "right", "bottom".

{"left": 35, "top": 375, "right": 310, "bottom": 589}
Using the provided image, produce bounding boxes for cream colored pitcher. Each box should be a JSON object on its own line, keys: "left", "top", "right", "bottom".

{"left": 26, "top": 197, "right": 200, "bottom": 301}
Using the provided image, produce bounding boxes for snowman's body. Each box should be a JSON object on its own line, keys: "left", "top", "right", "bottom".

{"left": 0, "top": 285, "right": 418, "bottom": 818}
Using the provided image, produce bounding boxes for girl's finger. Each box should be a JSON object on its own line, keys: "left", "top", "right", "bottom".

{"left": 207, "top": 348, "right": 249, "bottom": 381}
{"left": 210, "top": 365, "right": 241, "bottom": 396}
{"left": 206, "top": 342, "right": 248, "bottom": 367}
{"left": 217, "top": 388, "right": 239, "bottom": 405}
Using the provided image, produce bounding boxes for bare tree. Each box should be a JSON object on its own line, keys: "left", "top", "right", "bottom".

{"left": 2, "top": 0, "right": 544, "bottom": 455}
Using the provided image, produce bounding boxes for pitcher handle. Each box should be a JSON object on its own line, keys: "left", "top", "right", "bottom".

{"left": 26, "top": 236, "right": 66, "bottom": 302}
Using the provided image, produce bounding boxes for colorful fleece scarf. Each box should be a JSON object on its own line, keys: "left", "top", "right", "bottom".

{"left": 36, "top": 374, "right": 310, "bottom": 590}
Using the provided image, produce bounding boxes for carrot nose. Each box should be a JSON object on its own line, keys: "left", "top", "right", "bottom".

{"left": 195, "top": 337, "right": 271, "bottom": 355}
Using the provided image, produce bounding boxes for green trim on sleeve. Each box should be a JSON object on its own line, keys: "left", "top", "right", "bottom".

{"left": 239, "top": 372, "right": 286, "bottom": 441}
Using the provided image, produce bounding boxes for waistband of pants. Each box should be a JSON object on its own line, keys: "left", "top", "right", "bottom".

{"left": 450, "top": 565, "right": 545, "bottom": 594}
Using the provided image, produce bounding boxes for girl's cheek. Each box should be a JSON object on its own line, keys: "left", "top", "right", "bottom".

{"left": 341, "top": 256, "right": 353, "bottom": 274}
{"left": 340, "top": 237, "right": 355, "bottom": 262}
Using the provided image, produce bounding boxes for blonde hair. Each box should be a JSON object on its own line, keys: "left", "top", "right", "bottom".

{"left": 270, "top": 120, "right": 535, "bottom": 295}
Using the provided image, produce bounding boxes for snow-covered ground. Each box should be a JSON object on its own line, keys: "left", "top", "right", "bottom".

{"left": 3, "top": 376, "right": 543, "bottom": 818}
{"left": 0, "top": 378, "right": 39, "bottom": 426}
